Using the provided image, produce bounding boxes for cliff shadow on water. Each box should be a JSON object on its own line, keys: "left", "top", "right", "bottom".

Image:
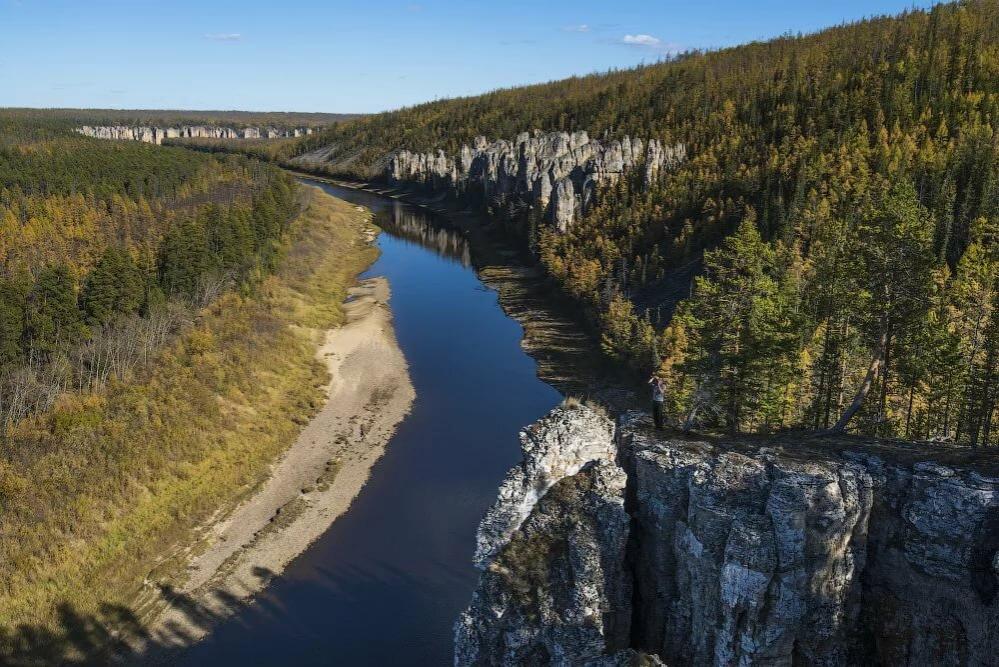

{"left": 288, "top": 173, "right": 999, "bottom": 667}
{"left": 290, "top": 170, "right": 645, "bottom": 414}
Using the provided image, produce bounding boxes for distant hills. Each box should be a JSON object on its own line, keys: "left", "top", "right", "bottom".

{"left": 0, "top": 107, "right": 363, "bottom": 129}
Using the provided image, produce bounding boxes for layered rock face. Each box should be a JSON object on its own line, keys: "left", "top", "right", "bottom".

{"left": 455, "top": 458, "right": 633, "bottom": 666}
{"left": 386, "top": 131, "right": 685, "bottom": 231}
{"left": 473, "top": 406, "right": 618, "bottom": 568}
{"left": 76, "top": 125, "right": 312, "bottom": 145}
{"left": 459, "top": 406, "right": 999, "bottom": 666}
{"left": 456, "top": 405, "right": 636, "bottom": 666}
{"left": 622, "top": 416, "right": 871, "bottom": 665}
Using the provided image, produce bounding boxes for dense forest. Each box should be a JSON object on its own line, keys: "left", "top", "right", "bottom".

{"left": 0, "top": 113, "right": 325, "bottom": 643}
{"left": 294, "top": 0, "right": 999, "bottom": 445}
{"left": 0, "top": 113, "right": 298, "bottom": 430}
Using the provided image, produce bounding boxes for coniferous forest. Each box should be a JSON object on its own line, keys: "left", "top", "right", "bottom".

{"left": 0, "top": 113, "right": 307, "bottom": 625}
{"left": 5, "top": 1, "right": 999, "bottom": 662}
{"left": 0, "top": 114, "right": 298, "bottom": 426}
{"left": 295, "top": 0, "right": 999, "bottom": 444}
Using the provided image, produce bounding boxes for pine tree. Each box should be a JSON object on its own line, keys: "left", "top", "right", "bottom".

{"left": 25, "top": 264, "right": 82, "bottom": 355}
{"left": 80, "top": 246, "right": 144, "bottom": 325}
{"left": 830, "top": 181, "right": 937, "bottom": 433}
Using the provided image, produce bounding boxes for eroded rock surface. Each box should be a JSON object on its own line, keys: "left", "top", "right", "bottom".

{"left": 473, "top": 405, "right": 616, "bottom": 568}
{"left": 621, "top": 413, "right": 873, "bottom": 665}
{"left": 455, "top": 458, "right": 632, "bottom": 666}
{"left": 456, "top": 404, "right": 634, "bottom": 666}
{"left": 621, "top": 414, "right": 999, "bottom": 665}
{"left": 77, "top": 125, "right": 312, "bottom": 144}
{"left": 386, "top": 131, "right": 685, "bottom": 231}
{"left": 458, "top": 405, "right": 999, "bottom": 666}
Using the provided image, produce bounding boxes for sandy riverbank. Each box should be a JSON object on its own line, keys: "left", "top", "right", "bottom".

{"left": 289, "top": 172, "right": 639, "bottom": 410}
{"left": 135, "top": 274, "right": 414, "bottom": 655}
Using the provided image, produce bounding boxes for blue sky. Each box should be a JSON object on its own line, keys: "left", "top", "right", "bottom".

{"left": 2, "top": 0, "right": 937, "bottom": 113}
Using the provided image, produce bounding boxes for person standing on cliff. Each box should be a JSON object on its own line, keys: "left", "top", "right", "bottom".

{"left": 648, "top": 375, "right": 666, "bottom": 429}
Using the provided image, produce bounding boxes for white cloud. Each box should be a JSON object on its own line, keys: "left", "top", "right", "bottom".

{"left": 205, "top": 33, "right": 242, "bottom": 41}
{"left": 622, "top": 34, "right": 661, "bottom": 47}
{"left": 564, "top": 24, "right": 590, "bottom": 33}
{"left": 620, "top": 33, "right": 683, "bottom": 55}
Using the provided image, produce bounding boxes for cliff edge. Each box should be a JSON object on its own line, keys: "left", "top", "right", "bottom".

{"left": 458, "top": 405, "right": 999, "bottom": 666}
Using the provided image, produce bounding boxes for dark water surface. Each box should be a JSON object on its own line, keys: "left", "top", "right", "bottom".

{"left": 177, "top": 181, "right": 562, "bottom": 666}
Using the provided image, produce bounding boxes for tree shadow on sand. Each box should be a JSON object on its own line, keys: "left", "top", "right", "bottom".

{"left": 0, "top": 566, "right": 276, "bottom": 666}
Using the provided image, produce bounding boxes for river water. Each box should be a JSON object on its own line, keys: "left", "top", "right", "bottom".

{"left": 176, "top": 181, "right": 562, "bottom": 665}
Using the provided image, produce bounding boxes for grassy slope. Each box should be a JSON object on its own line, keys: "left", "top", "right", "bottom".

{"left": 0, "top": 186, "right": 376, "bottom": 658}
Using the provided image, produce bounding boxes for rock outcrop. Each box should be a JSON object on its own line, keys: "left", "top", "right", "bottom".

{"left": 455, "top": 458, "right": 632, "bottom": 666}
{"left": 473, "top": 406, "right": 617, "bottom": 568}
{"left": 386, "top": 131, "right": 685, "bottom": 231}
{"left": 76, "top": 125, "right": 312, "bottom": 145}
{"left": 456, "top": 404, "right": 635, "bottom": 666}
{"left": 622, "top": 414, "right": 871, "bottom": 665}
{"left": 458, "top": 405, "right": 999, "bottom": 666}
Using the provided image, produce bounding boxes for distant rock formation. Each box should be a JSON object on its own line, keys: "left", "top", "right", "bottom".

{"left": 76, "top": 125, "right": 313, "bottom": 145}
{"left": 457, "top": 404, "right": 999, "bottom": 666}
{"left": 386, "top": 131, "right": 686, "bottom": 231}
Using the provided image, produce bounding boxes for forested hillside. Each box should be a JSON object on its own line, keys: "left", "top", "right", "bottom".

{"left": 0, "top": 114, "right": 320, "bottom": 644}
{"left": 0, "top": 115, "right": 297, "bottom": 415}
{"left": 298, "top": 0, "right": 999, "bottom": 444}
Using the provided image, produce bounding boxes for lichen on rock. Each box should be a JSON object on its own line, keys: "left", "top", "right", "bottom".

{"left": 473, "top": 405, "right": 617, "bottom": 569}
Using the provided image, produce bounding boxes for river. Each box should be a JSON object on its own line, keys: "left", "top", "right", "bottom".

{"left": 175, "top": 181, "right": 563, "bottom": 665}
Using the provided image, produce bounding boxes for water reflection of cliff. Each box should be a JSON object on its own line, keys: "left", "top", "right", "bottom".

{"left": 375, "top": 202, "right": 472, "bottom": 267}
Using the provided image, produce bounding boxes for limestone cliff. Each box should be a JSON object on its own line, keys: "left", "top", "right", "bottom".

{"left": 455, "top": 405, "right": 655, "bottom": 666}
{"left": 384, "top": 131, "right": 685, "bottom": 231}
{"left": 458, "top": 405, "right": 999, "bottom": 666}
{"left": 473, "top": 406, "right": 617, "bottom": 568}
{"left": 76, "top": 125, "right": 312, "bottom": 145}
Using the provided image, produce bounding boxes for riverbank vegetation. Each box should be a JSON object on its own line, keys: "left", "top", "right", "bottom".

{"left": 0, "top": 116, "right": 377, "bottom": 659}
{"left": 0, "top": 118, "right": 298, "bottom": 428}
{"left": 297, "top": 1, "right": 999, "bottom": 444}
{"left": 167, "top": 135, "right": 303, "bottom": 163}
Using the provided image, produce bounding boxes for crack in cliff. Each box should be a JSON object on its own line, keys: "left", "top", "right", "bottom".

{"left": 459, "top": 405, "right": 999, "bottom": 666}
{"left": 619, "top": 437, "right": 647, "bottom": 658}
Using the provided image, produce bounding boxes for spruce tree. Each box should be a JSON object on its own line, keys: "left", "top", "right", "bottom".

{"left": 158, "top": 216, "right": 210, "bottom": 299}
{"left": 80, "top": 246, "right": 144, "bottom": 325}
{"left": 25, "top": 264, "right": 82, "bottom": 355}
{"left": 0, "top": 278, "right": 25, "bottom": 365}
{"left": 830, "top": 181, "right": 936, "bottom": 433}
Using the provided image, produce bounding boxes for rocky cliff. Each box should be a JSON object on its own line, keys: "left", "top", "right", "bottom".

{"left": 458, "top": 405, "right": 999, "bottom": 666}
{"left": 385, "top": 131, "right": 685, "bottom": 232}
{"left": 76, "top": 125, "right": 312, "bottom": 145}
{"left": 456, "top": 405, "right": 656, "bottom": 667}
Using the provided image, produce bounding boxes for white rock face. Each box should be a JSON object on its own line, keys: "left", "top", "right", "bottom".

{"left": 76, "top": 125, "right": 311, "bottom": 145}
{"left": 620, "top": 411, "right": 999, "bottom": 666}
{"left": 623, "top": 420, "right": 873, "bottom": 665}
{"left": 473, "top": 405, "right": 617, "bottom": 569}
{"left": 456, "top": 405, "right": 635, "bottom": 666}
{"left": 456, "top": 459, "right": 632, "bottom": 666}
{"left": 458, "top": 406, "right": 999, "bottom": 666}
{"left": 385, "top": 130, "right": 686, "bottom": 231}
